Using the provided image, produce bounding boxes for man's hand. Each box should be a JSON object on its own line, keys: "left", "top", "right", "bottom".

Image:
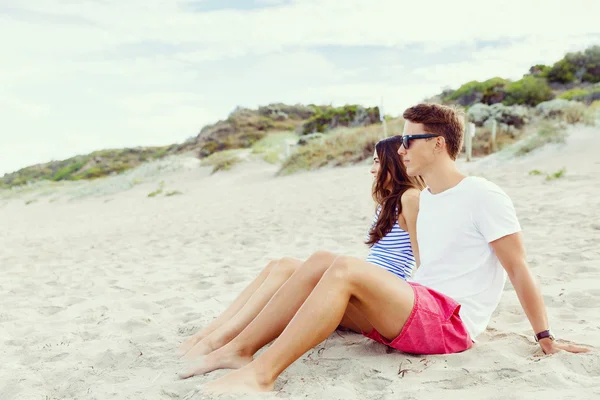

{"left": 491, "top": 233, "right": 591, "bottom": 356}
{"left": 539, "top": 338, "right": 590, "bottom": 355}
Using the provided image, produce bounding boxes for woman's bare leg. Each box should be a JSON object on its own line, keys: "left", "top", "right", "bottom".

{"left": 179, "top": 250, "right": 341, "bottom": 376}
{"left": 202, "top": 256, "right": 415, "bottom": 394}
{"left": 178, "top": 259, "right": 284, "bottom": 356}
{"left": 183, "top": 257, "right": 303, "bottom": 359}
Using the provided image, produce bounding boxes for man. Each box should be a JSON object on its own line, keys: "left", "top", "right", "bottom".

{"left": 398, "top": 103, "right": 588, "bottom": 348}
{"left": 189, "top": 103, "right": 589, "bottom": 395}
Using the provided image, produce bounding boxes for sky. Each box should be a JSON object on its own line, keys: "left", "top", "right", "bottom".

{"left": 1, "top": 0, "right": 599, "bottom": 175}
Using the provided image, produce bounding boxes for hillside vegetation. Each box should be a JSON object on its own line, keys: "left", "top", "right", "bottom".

{"left": 1, "top": 104, "right": 379, "bottom": 188}
{"left": 436, "top": 45, "right": 600, "bottom": 108}
{"left": 2, "top": 46, "right": 598, "bottom": 188}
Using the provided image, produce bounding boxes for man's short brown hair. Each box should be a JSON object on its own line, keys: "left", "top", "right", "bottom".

{"left": 402, "top": 103, "right": 465, "bottom": 160}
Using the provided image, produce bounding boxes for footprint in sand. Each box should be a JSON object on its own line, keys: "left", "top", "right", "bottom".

{"left": 573, "top": 265, "right": 598, "bottom": 274}
{"left": 155, "top": 297, "right": 182, "bottom": 307}
{"left": 361, "top": 374, "right": 393, "bottom": 392}
{"left": 569, "top": 291, "right": 600, "bottom": 309}
{"left": 177, "top": 325, "right": 200, "bottom": 336}
{"left": 224, "top": 275, "right": 245, "bottom": 285}
{"left": 65, "top": 297, "right": 86, "bottom": 306}
{"left": 5, "top": 339, "right": 25, "bottom": 347}
{"left": 195, "top": 281, "right": 213, "bottom": 290}
{"left": 543, "top": 294, "right": 567, "bottom": 308}
{"left": 38, "top": 306, "right": 64, "bottom": 316}
{"left": 0, "top": 312, "right": 16, "bottom": 322}
{"left": 121, "top": 318, "right": 151, "bottom": 332}
{"left": 496, "top": 368, "right": 521, "bottom": 379}
{"left": 46, "top": 352, "right": 70, "bottom": 362}
{"left": 130, "top": 301, "right": 154, "bottom": 311}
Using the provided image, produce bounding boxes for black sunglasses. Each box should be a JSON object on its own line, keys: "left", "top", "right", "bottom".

{"left": 401, "top": 134, "right": 441, "bottom": 149}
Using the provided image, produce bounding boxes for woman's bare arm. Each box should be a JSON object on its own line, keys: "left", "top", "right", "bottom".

{"left": 401, "top": 189, "right": 421, "bottom": 267}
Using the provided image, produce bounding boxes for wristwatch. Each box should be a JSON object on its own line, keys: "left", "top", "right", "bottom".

{"left": 534, "top": 329, "right": 555, "bottom": 342}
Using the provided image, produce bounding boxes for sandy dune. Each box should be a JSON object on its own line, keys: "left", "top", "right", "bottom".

{"left": 1, "top": 125, "right": 599, "bottom": 400}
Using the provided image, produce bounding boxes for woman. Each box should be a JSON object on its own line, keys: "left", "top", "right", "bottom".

{"left": 178, "top": 135, "right": 425, "bottom": 377}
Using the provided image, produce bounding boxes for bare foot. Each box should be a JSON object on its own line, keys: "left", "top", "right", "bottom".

{"left": 203, "top": 366, "right": 274, "bottom": 394}
{"left": 177, "top": 332, "right": 207, "bottom": 356}
{"left": 178, "top": 346, "right": 252, "bottom": 379}
{"left": 182, "top": 338, "right": 215, "bottom": 360}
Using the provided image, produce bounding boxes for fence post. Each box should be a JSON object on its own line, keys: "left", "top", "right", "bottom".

{"left": 491, "top": 119, "right": 497, "bottom": 152}
{"left": 380, "top": 97, "right": 388, "bottom": 138}
{"left": 464, "top": 115, "right": 472, "bottom": 162}
{"left": 285, "top": 139, "right": 296, "bottom": 158}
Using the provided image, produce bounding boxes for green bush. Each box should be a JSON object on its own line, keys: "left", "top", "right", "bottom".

{"left": 573, "top": 87, "right": 600, "bottom": 104}
{"left": 528, "top": 64, "right": 551, "bottom": 77}
{"left": 559, "top": 88, "right": 591, "bottom": 100}
{"left": 545, "top": 168, "right": 566, "bottom": 181}
{"left": 547, "top": 45, "right": 600, "bottom": 84}
{"left": 51, "top": 158, "right": 88, "bottom": 181}
{"left": 444, "top": 77, "right": 509, "bottom": 106}
{"left": 547, "top": 59, "right": 577, "bottom": 84}
{"left": 504, "top": 76, "right": 555, "bottom": 106}
{"left": 77, "top": 167, "right": 108, "bottom": 179}
{"left": 301, "top": 105, "right": 380, "bottom": 134}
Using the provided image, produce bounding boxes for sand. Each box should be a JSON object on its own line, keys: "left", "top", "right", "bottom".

{"left": 1, "top": 124, "right": 599, "bottom": 400}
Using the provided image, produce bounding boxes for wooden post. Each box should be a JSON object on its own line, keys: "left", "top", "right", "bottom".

{"left": 491, "top": 119, "right": 497, "bottom": 152}
{"left": 381, "top": 96, "right": 388, "bottom": 138}
{"left": 383, "top": 117, "right": 388, "bottom": 138}
{"left": 464, "top": 115, "right": 472, "bottom": 162}
{"left": 285, "top": 139, "right": 296, "bottom": 158}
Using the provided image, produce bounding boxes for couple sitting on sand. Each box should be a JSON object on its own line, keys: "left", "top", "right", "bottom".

{"left": 178, "top": 103, "right": 589, "bottom": 394}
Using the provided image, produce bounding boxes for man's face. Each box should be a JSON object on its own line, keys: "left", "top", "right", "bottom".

{"left": 397, "top": 121, "right": 437, "bottom": 177}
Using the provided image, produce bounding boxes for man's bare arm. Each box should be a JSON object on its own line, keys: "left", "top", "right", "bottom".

{"left": 490, "top": 232, "right": 590, "bottom": 354}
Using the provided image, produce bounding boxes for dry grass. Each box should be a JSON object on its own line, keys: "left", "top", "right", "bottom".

{"left": 562, "top": 102, "right": 587, "bottom": 124}
{"left": 251, "top": 131, "right": 298, "bottom": 164}
{"left": 278, "top": 119, "right": 403, "bottom": 175}
{"left": 514, "top": 121, "right": 567, "bottom": 156}
{"left": 200, "top": 149, "right": 245, "bottom": 174}
{"left": 585, "top": 100, "right": 600, "bottom": 125}
{"left": 471, "top": 126, "right": 522, "bottom": 156}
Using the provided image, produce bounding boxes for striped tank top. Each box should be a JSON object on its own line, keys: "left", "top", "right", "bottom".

{"left": 365, "top": 205, "right": 416, "bottom": 280}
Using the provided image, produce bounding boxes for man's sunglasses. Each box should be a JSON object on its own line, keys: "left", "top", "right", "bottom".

{"left": 401, "top": 134, "right": 441, "bottom": 149}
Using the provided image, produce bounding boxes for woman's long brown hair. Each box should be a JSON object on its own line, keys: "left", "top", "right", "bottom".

{"left": 366, "top": 135, "right": 425, "bottom": 247}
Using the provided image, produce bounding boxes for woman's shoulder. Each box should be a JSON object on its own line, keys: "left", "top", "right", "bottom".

{"left": 400, "top": 188, "right": 421, "bottom": 205}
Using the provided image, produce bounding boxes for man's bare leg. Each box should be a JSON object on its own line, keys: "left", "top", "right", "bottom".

{"left": 179, "top": 250, "right": 341, "bottom": 376}
{"left": 182, "top": 257, "right": 302, "bottom": 359}
{"left": 202, "top": 256, "right": 415, "bottom": 394}
{"left": 178, "top": 258, "right": 286, "bottom": 356}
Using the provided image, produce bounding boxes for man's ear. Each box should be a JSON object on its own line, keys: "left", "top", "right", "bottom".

{"left": 435, "top": 136, "right": 446, "bottom": 152}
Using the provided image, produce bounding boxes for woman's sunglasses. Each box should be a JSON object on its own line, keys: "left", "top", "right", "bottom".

{"left": 401, "top": 134, "right": 441, "bottom": 149}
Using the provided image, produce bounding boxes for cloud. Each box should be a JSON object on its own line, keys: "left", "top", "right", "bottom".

{"left": 414, "top": 34, "right": 600, "bottom": 89}
{"left": 1, "top": 0, "right": 599, "bottom": 174}
{"left": 182, "top": 0, "right": 294, "bottom": 13}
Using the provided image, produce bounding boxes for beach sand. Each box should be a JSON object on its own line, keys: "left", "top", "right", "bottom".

{"left": 1, "top": 125, "right": 599, "bottom": 399}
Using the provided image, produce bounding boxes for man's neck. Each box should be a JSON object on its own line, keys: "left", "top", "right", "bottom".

{"left": 422, "top": 159, "right": 467, "bottom": 195}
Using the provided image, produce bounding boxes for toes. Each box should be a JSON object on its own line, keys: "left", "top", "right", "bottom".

{"left": 178, "top": 367, "right": 199, "bottom": 380}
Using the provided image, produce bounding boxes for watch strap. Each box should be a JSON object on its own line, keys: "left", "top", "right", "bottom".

{"left": 535, "top": 330, "right": 554, "bottom": 342}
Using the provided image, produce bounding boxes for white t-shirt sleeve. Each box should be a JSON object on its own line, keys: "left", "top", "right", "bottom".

{"left": 472, "top": 181, "right": 522, "bottom": 243}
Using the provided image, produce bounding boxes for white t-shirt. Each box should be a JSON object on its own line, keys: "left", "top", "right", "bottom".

{"left": 409, "top": 176, "right": 521, "bottom": 339}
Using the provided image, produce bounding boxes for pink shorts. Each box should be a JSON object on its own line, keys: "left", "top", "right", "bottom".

{"left": 363, "top": 282, "right": 473, "bottom": 355}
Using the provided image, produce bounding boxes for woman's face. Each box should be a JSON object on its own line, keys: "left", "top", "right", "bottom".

{"left": 370, "top": 149, "right": 380, "bottom": 178}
